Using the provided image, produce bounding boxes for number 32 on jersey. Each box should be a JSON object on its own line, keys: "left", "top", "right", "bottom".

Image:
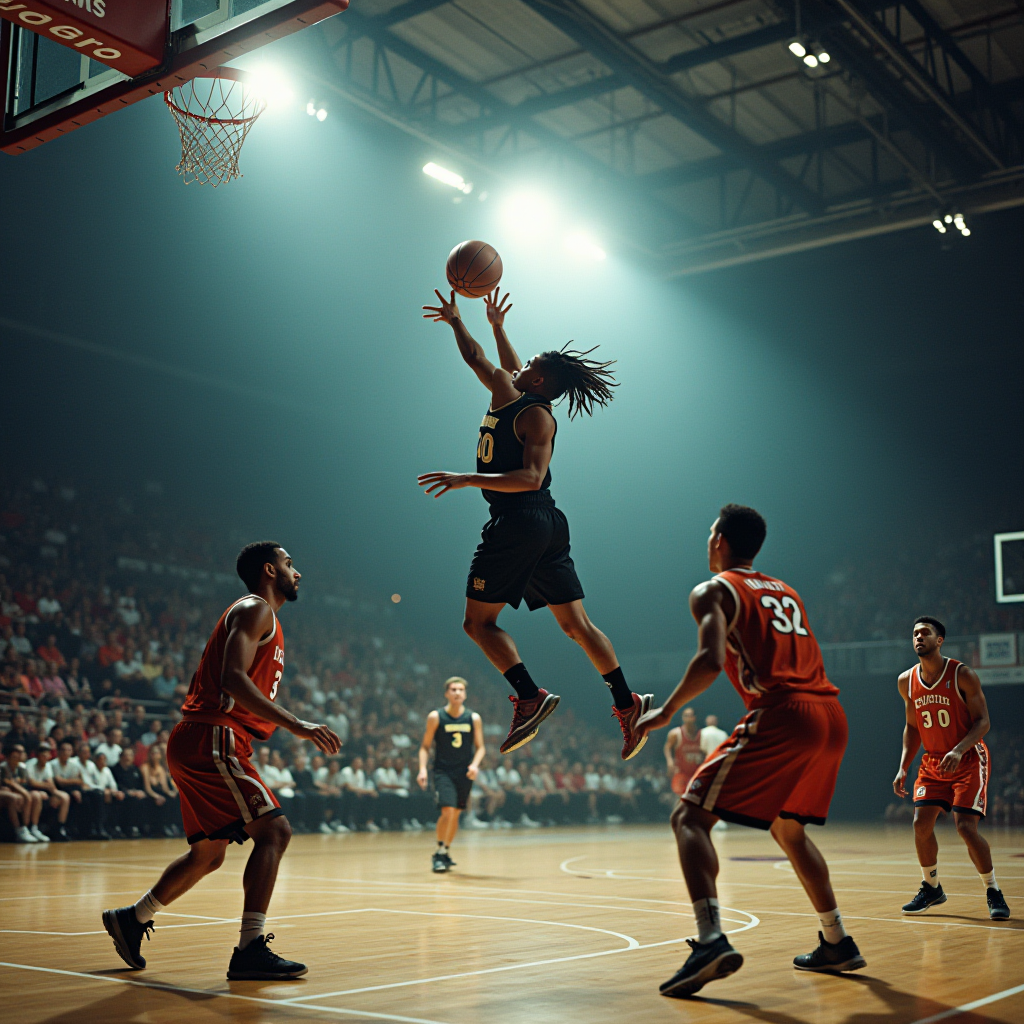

{"left": 761, "top": 595, "right": 809, "bottom": 635}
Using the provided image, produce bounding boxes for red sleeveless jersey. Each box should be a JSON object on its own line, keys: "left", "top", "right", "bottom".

{"left": 181, "top": 596, "right": 284, "bottom": 741}
{"left": 715, "top": 568, "right": 839, "bottom": 709}
{"left": 909, "top": 658, "right": 976, "bottom": 757}
{"left": 674, "top": 729, "right": 705, "bottom": 774}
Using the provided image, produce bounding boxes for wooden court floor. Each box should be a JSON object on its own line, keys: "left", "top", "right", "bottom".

{"left": 1, "top": 822, "right": 1021, "bottom": 1024}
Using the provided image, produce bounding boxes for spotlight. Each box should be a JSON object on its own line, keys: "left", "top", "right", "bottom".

{"left": 423, "top": 162, "right": 473, "bottom": 194}
{"left": 316, "top": 107, "right": 327, "bottom": 121}
{"left": 961, "top": 228, "right": 971, "bottom": 237}
{"left": 932, "top": 219, "right": 947, "bottom": 234}
{"left": 500, "top": 191, "right": 556, "bottom": 238}
{"left": 248, "top": 67, "right": 295, "bottom": 109}
{"left": 565, "top": 231, "right": 607, "bottom": 262}
{"left": 818, "top": 51, "right": 830, "bottom": 63}
{"left": 944, "top": 214, "right": 953, "bottom": 223}
{"left": 803, "top": 53, "right": 819, "bottom": 67}
{"left": 306, "top": 101, "right": 316, "bottom": 116}
{"left": 788, "top": 40, "right": 807, "bottom": 58}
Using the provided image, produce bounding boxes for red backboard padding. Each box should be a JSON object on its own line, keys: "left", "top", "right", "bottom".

{"left": 0, "top": 0, "right": 169, "bottom": 77}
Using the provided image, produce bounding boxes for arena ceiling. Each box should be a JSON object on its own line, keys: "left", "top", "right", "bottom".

{"left": 310, "top": 0, "right": 1024, "bottom": 273}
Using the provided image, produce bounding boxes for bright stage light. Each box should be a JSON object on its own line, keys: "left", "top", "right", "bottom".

{"left": 803, "top": 53, "right": 819, "bottom": 67}
{"left": 961, "top": 227, "right": 971, "bottom": 237}
{"left": 564, "top": 231, "right": 607, "bottom": 261}
{"left": 316, "top": 108, "right": 328, "bottom": 121}
{"left": 500, "top": 191, "right": 556, "bottom": 238}
{"left": 306, "top": 101, "right": 316, "bottom": 116}
{"left": 423, "top": 162, "right": 473, "bottom": 193}
{"left": 818, "top": 51, "right": 831, "bottom": 63}
{"left": 932, "top": 219, "right": 946, "bottom": 233}
{"left": 247, "top": 67, "right": 295, "bottom": 109}
{"left": 789, "top": 40, "right": 807, "bottom": 57}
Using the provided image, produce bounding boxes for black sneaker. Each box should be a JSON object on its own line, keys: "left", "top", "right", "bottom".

{"left": 988, "top": 888, "right": 1010, "bottom": 920}
{"left": 432, "top": 851, "right": 449, "bottom": 873}
{"left": 227, "top": 934, "right": 307, "bottom": 980}
{"left": 499, "top": 689, "right": 560, "bottom": 754}
{"left": 659, "top": 935, "right": 743, "bottom": 998}
{"left": 440, "top": 851, "right": 456, "bottom": 867}
{"left": 793, "top": 932, "right": 866, "bottom": 972}
{"left": 902, "top": 881, "right": 947, "bottom": 914}
{"left": 102, "top": 906, "right": 154, "bottom": 970}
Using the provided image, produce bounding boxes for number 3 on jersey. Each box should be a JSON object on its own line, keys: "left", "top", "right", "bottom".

{"left": 761, "top": 595, "right": 809, "bottom": 636}
{"left": 477, "top": 432, "right": 494, "bottom": 464}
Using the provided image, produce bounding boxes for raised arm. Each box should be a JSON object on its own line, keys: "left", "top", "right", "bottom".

{"left": 221, "top": 599, "right": 340, "bottom": 756}
{"left": 938, "top": 666, "right": 990, "bottom": 774}
{"left": 485, "top": 288, "right": 521, "bottom": 373}
{"left": 635, "top": 580, "right": 732, "bottom": 738}
{"left": 893, "top": 671, "right": 921, "bottom": 797}
{"left": 422, "top": 289, "right": 505, "bottom": 391}
{"left": 417, "top": 710, "right": 440, "bottom": 789}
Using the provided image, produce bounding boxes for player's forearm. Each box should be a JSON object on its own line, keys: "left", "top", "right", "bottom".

{"left": 418, "top": 748, "right": 429, "bottom": 773}
{"left": 471, "top": 745, "right": 486, "bottom": 769}
{"left": 900, "top": 726, "right": 921, "bottom": 769}
{"left": 953, "top": 716, "right": 990, "bottom": 753}
{"left": 451, "top": 319, "right": 488, "bottom": 368}
{"left": 223, "top": 672, "right": 301, "bottom": 733}
{"left": 663, "top": 652, "right": 722, "bottom": 718}
{"left": 464, "top": 469, "right": 545, "bottom": 492}
{"left": 492, "top": 324, "right": 522, "bottom": 372}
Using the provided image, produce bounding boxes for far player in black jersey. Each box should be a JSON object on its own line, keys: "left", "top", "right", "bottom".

{"left": 419, "top": 287, "right": 652, "bottom": 760}
{"left": 417, "top": 677, "right": 485, "bottom": 872}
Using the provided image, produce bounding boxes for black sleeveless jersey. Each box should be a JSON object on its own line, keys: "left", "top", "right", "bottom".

{"left": 433, "top": 707, "right": 475, "bottom": 772}
{"left": 477, "top": 392, "right": 556, "bottom": 507}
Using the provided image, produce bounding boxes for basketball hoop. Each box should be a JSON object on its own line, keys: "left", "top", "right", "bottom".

{"left": 165, "top": 68, "right": 266, "bottom": 186}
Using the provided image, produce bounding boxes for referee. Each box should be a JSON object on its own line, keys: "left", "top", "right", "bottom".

{"left": 417, "top": 677, "right": 486, "bottom": 873}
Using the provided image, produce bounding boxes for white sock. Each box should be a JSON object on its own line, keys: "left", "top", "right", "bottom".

{"left": 817, "top": 908, "right": 847, "bottom": 945}
{"left": 239, "top": 912, "right": 267, "bottom": 950}
{"left": 922, "top": 863, "right": 939, "bottom": 887}
{"left": 692, "top": 898, "right": 722, "bottom": 944}
{"left": 980, "top": 869, "right": 998, "bottom": 891}
{"left": 134, "top": 891, "right": 165, "bottom": 924}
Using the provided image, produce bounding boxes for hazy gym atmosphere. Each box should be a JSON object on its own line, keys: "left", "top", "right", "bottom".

{"left": 1, "top": 2, "right": 1022, "bottom": 1022}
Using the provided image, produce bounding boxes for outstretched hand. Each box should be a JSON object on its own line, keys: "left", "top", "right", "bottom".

{"left": 485, "top": 288, "right": 512, "bottom": 327}
{"left": 417, "top": 471, "right": 472, "bottom": 498}
{"left": 295, "top": 721, "right": 342, "bottom": 756}
{"left": 422, "top": 289, "right": 461, "bottom": 324}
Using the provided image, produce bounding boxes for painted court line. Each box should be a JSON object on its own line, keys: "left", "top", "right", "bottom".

{"left": 0, "top": 961, "right": 449, "bottom": 1024}
{"left": 907, "top": 981, "right": 1024, "bottom": 1024}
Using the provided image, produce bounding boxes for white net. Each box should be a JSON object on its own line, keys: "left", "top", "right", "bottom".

{"left": 165, "top": 73, "right": 266, "bottom": 186}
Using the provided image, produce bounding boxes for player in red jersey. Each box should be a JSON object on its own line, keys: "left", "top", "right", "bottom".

{"left": 664, "top": 707, "right": 705, "bottom": 796}
{"left": 635, "top": 505, "right": 865, "bottom": 998}
{"left": 894, "top": 616, "right": 1009, "bottom": 920}
{"left": 102, "top": 542, "right": 341, "bottom": 980}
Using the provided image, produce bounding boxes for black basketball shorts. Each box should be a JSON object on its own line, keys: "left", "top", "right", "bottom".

{"left": 435, "top": 770, "right": 474, "bottom": 810}
{"left": 465, "top": 503, "right": 585, "bottom": 611}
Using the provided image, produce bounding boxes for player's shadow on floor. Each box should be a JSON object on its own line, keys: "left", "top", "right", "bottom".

{"left": 685, "top": 973, "right": 1005, "bottom": 1024}
{"left": 36, "top": 976, "right": 312, "bottom": 1024}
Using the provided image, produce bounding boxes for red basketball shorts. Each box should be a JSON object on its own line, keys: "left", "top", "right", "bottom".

{"left": 682, "top": 694, "right": 847, "bottom": 829}
{"left": 913, "top": 743, "right": 989, "bottom": 817}
{"left": 166, "top": 720, "right": 282, "bottom": 845}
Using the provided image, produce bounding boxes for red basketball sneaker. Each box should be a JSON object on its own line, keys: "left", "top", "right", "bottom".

{"left": 499, "top": 689, "right": 560, "bottom": 754}
{"left": 613, "top": 692, "right": 654, "bottom": 760}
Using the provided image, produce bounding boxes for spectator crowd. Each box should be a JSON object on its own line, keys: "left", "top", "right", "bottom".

{"left": 2, "top": 477, "right": 1021, "bottom": 842}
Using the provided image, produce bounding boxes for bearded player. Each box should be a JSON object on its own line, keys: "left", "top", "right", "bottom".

{"left": 102, "top": 543, "right": 341, "bottom": 979}
{"left": 635, "top": 505, "right": 865, "bottom": 998}
{"left": 419, "top": 287, "right": 651, "bottom": 759}
{"left": 893, "top": 616, "right": 1009, "bottom": 920}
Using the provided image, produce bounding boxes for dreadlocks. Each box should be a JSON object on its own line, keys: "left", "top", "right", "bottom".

{"left": 534, "top": 343, "right": 618, "bottom": 419}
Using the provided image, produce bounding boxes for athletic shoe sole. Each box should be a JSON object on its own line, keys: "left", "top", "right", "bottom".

{"left": 499, "top": 693, "right": 560, "bottom": 754}
{"left": 102, "top": 910, "right": 144, "bottom": 970}
{"left": 902, "top": 893, "right": 947, "bottom": 914}
{"left": 794, "top": 955, "right": 867, "bottom": 973}
{"left": 660, "top": 950, "right": 743, "bottom": 998}
{"left": 227, "top": 966, "right": 308, "bottom": 980}
{"left": 622, "top": 694, "right": 654, "bottom": 761}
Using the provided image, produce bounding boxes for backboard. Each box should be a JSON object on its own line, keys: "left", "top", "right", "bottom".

{"left": 0, "top": 0, "right": 348, "bottom": 155}
{"left": 994, "top": 532, "right": 1024, "bottom": 604}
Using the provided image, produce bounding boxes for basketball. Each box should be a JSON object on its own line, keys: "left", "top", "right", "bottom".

{"left": 446, "top": 239, "right": 503, "bottom": 298}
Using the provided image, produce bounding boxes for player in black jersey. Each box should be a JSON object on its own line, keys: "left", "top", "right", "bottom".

{"left": 419, "top": 287, "right": 652, "bottom": 760}
{"left": 417, "top": 677, "right": 485, "bottom": 872}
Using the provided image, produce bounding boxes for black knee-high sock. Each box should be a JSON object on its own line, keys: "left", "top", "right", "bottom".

{"left": 503, "top": 662, "right": 540, "bottom": 700}
{"left": 602, "top": 666, "right": 634, "bottom": 710}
